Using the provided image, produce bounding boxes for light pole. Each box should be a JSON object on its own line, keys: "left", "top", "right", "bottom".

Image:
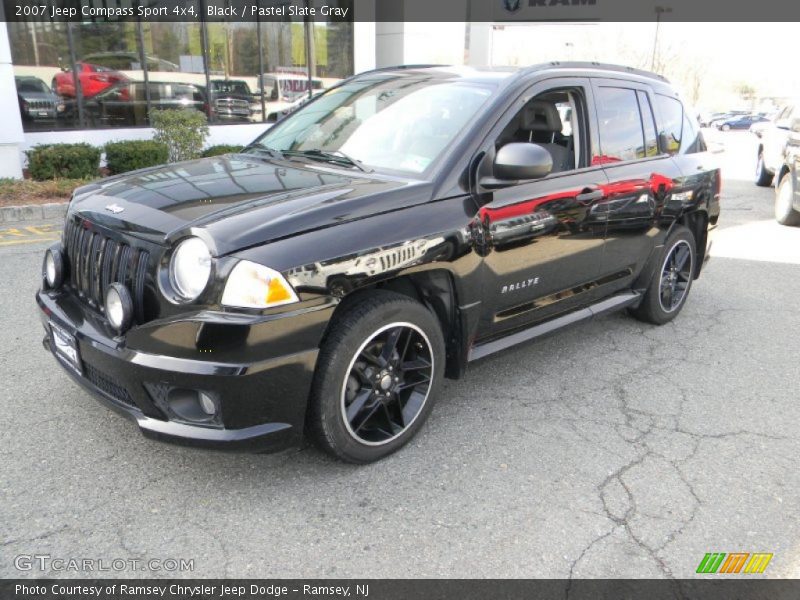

{"left": 650, "top": 5, "right": 672, "bottom": 72}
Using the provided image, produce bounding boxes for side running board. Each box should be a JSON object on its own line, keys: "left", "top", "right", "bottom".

{"left": 468, "top": 292, "right": 640, "bottom": 362}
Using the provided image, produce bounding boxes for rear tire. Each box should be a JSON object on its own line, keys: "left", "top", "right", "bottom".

{"left": 775, "top": 173, "right": 800, "bottom": 226}
{"left": 307, "top": 291, "right": 445, "bottom": 463}
{"left": 755, "top": 151, "right": 773, "bottom": 186}
{"left": 630, "top": 226, "right": 696, "bottom": 325}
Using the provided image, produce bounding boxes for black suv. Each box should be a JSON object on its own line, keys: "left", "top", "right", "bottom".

{"left": 37, "top": 64, "right": 720, "bottom": 463}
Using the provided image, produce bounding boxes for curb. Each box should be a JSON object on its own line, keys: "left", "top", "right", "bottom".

{"left": 0, "top": 203, "right": 68, "bottom": 224}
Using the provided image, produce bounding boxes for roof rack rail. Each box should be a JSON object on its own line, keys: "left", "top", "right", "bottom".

{"left": 521, "top": 61, "right": 669, "bottom": 82}
{"left": 361, "top": 64, "right": 448, "bottom": 75}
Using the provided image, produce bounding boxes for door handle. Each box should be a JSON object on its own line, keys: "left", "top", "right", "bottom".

{"left": 576, "top": 190, "right": 603, "bottom": 204}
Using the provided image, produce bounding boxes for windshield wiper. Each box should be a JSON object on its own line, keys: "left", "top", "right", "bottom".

{"left": 282, "top": 149, "right": 372, "bottom": 173}
{"left": 242, "top": 144, "right": 284, "bottom": 160}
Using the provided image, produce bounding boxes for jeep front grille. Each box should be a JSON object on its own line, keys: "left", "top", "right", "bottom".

{"left": 27, "top": 99, "right": 55, "bottom": 110}
{"left": 63, "top": 218, "right": 149, "bottom": 323}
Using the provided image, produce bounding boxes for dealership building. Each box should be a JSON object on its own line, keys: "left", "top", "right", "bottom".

{"left": 0, "top": 0, "right": 513, "bottom": 179}
{"left": 4, "top": 2, "right": 785, "bottom": 181}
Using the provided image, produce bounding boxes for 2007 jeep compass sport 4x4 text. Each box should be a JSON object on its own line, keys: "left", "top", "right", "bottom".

{"left": 37, "top": 64, "right": 720, "bottom": 463}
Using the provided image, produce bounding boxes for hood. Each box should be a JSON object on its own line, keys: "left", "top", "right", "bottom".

{"left": 212, "top": 93, "right": 253, "bottom": 102}
{"left": 19, "top": 91, "right": 59, "bottom": 102}
{"left": 69, "top": 154, "right": 428, "bottom": 255}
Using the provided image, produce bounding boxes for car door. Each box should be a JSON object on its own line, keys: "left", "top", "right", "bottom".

{"left": 591, "top": 80, "right": 684, "bottom": 295}
{"left": 473, "top": 77, "right": 611, "bottom": 341}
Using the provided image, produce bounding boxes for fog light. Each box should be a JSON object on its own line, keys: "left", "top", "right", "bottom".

{"left": 199, "top": 391, "right": 217, "bottom": 416}
{"left": 43, "top": 245, "right": 64, "bottom": 289}
{"left": 105, "top": 283, "right": 133, "bottom": 333}
{"left": 161, "top": 388, "right": 220, "bottom": 424}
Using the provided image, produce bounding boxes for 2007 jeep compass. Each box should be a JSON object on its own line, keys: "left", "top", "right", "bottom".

{"left": 37, "top": 64, "right": 720, "bottom": 463}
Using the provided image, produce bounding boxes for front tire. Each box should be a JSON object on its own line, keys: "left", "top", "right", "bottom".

{"left": 721, "top": 124, "right": 731, "bottom": 131}
{"left": 755, "top": 151, "right": 773, "bottom": 186}
{"left": 630, "top": 226, "right": 696, "bottom": 325}
{"left": 307, "top": 291, "right": 445, "bottom": 463}
{"left": 775, "top": 173, "right": 800, "bottom": 226}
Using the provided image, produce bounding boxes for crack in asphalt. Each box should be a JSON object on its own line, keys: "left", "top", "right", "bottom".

{"left": 2, "top": 524, "right": 70, "bottom": 548}
{"left": 562, "top": 304, "right": 790, "bottom": 583}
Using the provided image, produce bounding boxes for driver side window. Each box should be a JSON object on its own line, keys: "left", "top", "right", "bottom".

{"left": 494, "top": 88, "right": 587, "bottom": 175}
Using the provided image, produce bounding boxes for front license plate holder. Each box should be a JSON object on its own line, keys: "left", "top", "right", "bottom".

{"left": 50, "top": 321, "right": 82, "bottom": 376}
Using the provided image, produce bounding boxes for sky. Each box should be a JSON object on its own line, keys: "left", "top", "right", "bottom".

{"left": 406, "top": 22, "right": 799, "bottom": 112}
{"left": 490, "top": 22, "right": 800, "bottom": 110}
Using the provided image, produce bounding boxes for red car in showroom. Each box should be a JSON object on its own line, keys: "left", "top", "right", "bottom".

{"left": 51, "top": 62, "right": 129, "bottom": 98}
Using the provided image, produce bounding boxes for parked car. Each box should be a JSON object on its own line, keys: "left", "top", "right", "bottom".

{"left": 705, "top": 110, "right": 749, "bottom": 128}
{"left": 51, "top": 62, "right": 130, "bottom": 98}
{"left": 71, "top": 81, "right": 206, "bottom": 127}
{"left": 206, "top": 79, "right": 255, "bottom": 122}
{"left": 257, "top": 72, "right": 324, "bottom": 103}
{"left": 15, "top": 76, "right": 64, "bottom": 123}
{"left": 37, "top": 63, "right": 720, "bottom": 463}
{"left": 715, "top": 114, "right": 768, "bottom": 131}
{"left": 699, "top": 112, "right": 730, "bottom": 127}
{"left": 755, "top": 103, "right": 796, "bottom": 186}
{"left": 81, "top": 52, "right": 180, "bottom": 73}
{"left": 773, "top": 117, "right": 800, "bottom": 226}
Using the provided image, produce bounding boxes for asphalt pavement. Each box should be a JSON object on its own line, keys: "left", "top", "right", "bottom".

{"left": 1, "top": 132, "right": 799, "bottom": 579}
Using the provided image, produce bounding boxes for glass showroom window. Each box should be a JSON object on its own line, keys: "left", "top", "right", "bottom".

{"left": 9, "top": 7, "right": 353, "bottom": 132}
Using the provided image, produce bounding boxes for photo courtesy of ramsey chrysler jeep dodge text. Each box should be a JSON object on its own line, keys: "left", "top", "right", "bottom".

{"left": 37, "top": 64, "right": 720, "bottom": 463}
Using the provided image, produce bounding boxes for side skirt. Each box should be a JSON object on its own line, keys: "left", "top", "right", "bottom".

{"left": 467, "top": 291, "right": 641, "bottom": 362}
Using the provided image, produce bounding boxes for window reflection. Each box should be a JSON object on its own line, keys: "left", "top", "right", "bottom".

{"left": 9, "top": 14, "right": 353, "bottom": 132}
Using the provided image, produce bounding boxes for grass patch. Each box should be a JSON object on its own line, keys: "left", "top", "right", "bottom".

{"left": 0, "top": 178, "right": 90, "bottom": 207}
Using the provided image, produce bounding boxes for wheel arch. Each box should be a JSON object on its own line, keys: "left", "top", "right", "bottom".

{"left": 677, "top": 208, "right": 708, "bottom": 278}
{"left": 777, "top": 162, "right": 791, "bottom": 188}
{"left": 320, "top": 268, "right": 467, "bottom": 380}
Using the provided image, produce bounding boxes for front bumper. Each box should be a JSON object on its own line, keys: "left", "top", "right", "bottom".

{"left": 37, "top": 289, "right": 331, "bottom": 452}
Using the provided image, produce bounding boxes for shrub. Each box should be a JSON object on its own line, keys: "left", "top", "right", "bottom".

{"left": 151, "top": 109, "right": 209, "bottom": 163}
{"left": 26, "top": 143, "right": 101, "bottom": 181}
{"left": 201, "top": 144, "right": 244, "bottom": 158}
{"left": 105, "top": 140, "right": 169, "bottom": 175}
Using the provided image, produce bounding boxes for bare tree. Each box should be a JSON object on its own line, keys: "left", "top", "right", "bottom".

{"left": 736, "top": 83, "right": 757, "bottom": 110}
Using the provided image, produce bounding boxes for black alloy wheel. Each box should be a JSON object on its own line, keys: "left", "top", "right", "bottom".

{"left": 658, "top": 239, "right": 694, "bottom": 313}
{"left": 341, "top": 322, "right": 434, "bottom": 445}
{"left": 307, "top": 290, "right": 445, "bottom": 463}
{"left": 629, "top": 225, "right": 696, "bottom": 325}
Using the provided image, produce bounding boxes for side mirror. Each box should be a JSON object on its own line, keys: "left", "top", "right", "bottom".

{"left": 481, "top": 143, "right": 552, "bottom": 188}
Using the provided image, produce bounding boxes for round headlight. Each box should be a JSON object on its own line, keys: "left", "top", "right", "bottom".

{"left": 43, "top": 245, "right": 64, "bottom": 289}
{"left": 105, "top": 283, "right": 133, "bottom": 333}
{"left": 169, "top": 237, "right": 212, "bottom": 301}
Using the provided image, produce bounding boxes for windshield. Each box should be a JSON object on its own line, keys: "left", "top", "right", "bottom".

{"left": 248, "top": 75, "right": 493, "bottom": 175}
{"left": 212, "top": 81, "right": 251, "bottom": 95}
{"left": 17, "top": 79, "right": 50, "bottom": 94}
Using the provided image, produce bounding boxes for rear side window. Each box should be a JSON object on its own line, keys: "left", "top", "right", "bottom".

{"left": 655, "top": 94, "right": 705, "bottom": 155}
{"left": 654, "top": 94, "right": 684, "bottom": 155}
{"left": 681, "top": 112, "right": 705, "bottom": 153}
{"left": 595, "top": 86, "right": 647, "bottom": 163}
